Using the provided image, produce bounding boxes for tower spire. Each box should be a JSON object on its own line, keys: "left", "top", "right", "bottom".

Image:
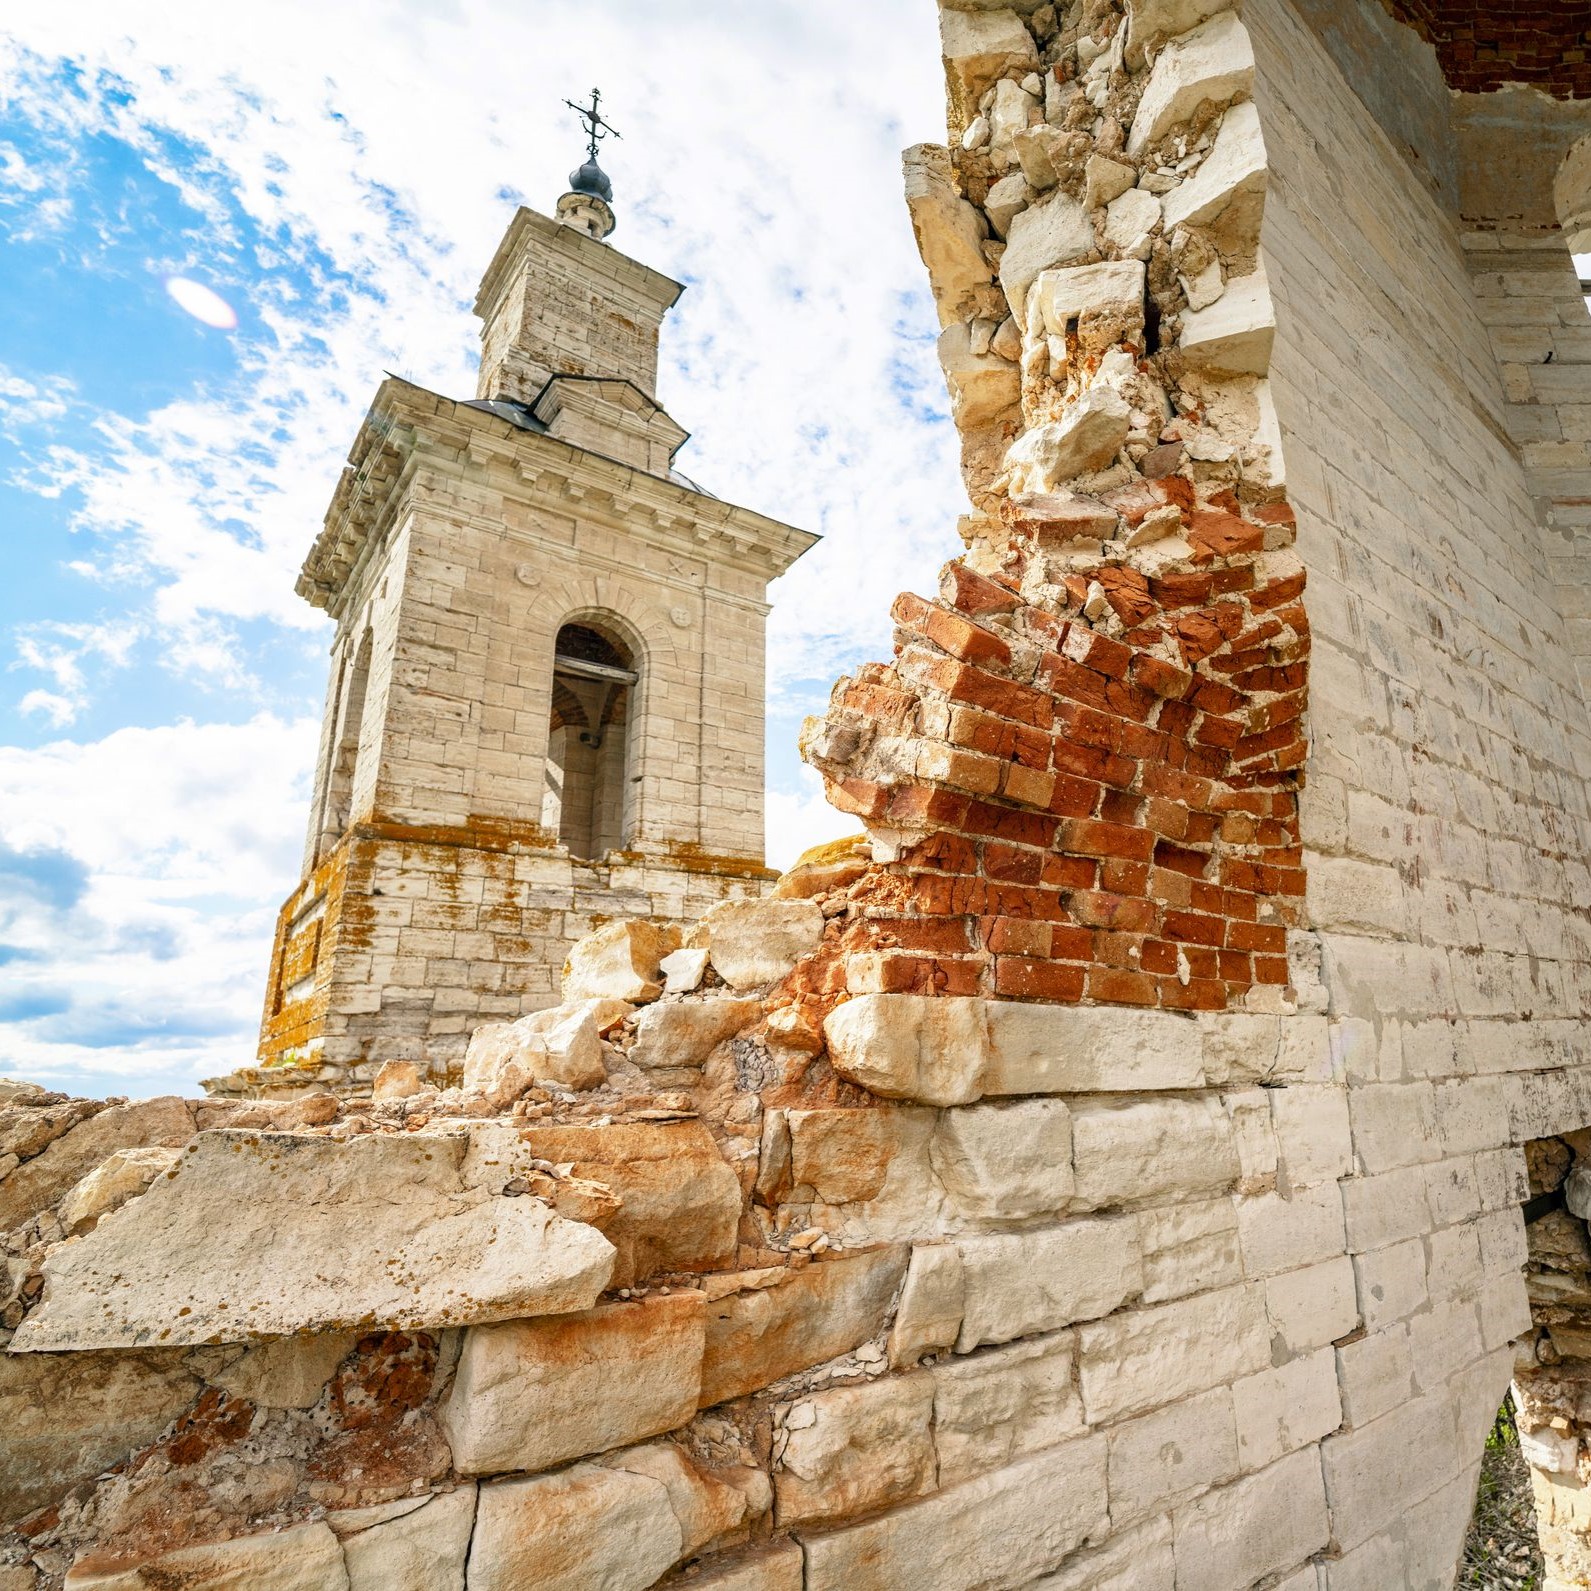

{"left": 556, "top": 88, "right": 620, "bottom": 241}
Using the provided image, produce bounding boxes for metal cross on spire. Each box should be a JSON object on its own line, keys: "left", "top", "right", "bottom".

{"left": 563, "top": 88, "right": 622, "bottom": 165}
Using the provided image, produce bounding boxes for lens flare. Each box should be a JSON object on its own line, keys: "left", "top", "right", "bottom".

{"left": 165, "top": 277, "right": 238, "bottom": 330}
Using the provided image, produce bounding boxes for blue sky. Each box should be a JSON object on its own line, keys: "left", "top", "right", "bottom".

{"left": 0, "top": 2, "right": 965, "bottom": 1099}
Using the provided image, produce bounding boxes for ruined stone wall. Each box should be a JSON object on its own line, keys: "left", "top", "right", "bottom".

{"left": 14, "top": 3, "right": 1591, "bottom": 1588}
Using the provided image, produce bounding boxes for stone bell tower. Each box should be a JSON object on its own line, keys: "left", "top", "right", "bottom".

{"left": 228, "top": 119, "right": 817, "bottom": 1097}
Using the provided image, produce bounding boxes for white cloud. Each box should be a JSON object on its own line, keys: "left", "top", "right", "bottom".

{"left": 10, "top": 618, "right": 141, "bottom": 724}
{"left": 0, "top": 364, "right": 73, "bottom": 431}
{"left": 0, "top": 714, "right": 318, "bottom": 1094}
{"left": 765, "top": 768, "right": 866, "bottom": 873}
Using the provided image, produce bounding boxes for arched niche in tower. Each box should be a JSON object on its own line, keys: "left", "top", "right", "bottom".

{"left": 542, "top": 615, "right": 640, "bottom": 859}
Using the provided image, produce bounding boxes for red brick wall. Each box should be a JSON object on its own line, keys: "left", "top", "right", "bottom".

{"left": 795, "top": 489, "right": 1309, "bottom": 1021}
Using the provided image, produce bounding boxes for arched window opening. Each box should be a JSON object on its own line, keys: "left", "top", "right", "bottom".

{"left": 315, "top": 629, "right": 373, "bottom": 862}
{"left": 543, "top": 620, "right": 637, "bottom": 858}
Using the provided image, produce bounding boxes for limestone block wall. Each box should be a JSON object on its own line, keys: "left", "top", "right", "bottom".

{"left": 254, "top": 380, "right": 808, "bottom": 1090}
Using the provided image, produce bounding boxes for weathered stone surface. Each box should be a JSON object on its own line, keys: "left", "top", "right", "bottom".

{"left": 699, "top": 1248, "right": 907, "bottom": 1407}
{"left": 932, "top": 1331, "right": 1083, "bottom": 1484}
{"left": 0, "top": 1095, "right": 193, "bottom": 1233}
{"left": 1003, "top": 385, "right": 1132, "bottom": 492}
{"left": 562, "top": 919, "right": 679, "bottom": 1003}
{"left": 1172, "top": 1447, "right": 1329, "bottom": 1591}
{"left": 1233, "top": 1347, "right": 1341, "bottom": 1470}
{"left": 1029, "top": 260, "right": 1146, "bottom": 346}
{"left": 1124, "top": 0, "right": 1234, "bottom": 66}
{"left": 63, "top": 1522, "right": 349, "bottom": 1590}
{"left": 467, "top": 1464, "right": 681, "bottom": 1591}
{"left": 0, "top": 1348, "right": 201, "bottom": 1525}
{"left": 799, "top": 1436, "right": 1108, "bottom": 1591}
{"left": 341, "top": 1486, "right": 475, "bottom": 1591}
{"left": 1000, "top": 191, "right": 1095, "bottom": 330}
{"left": 57, "top": 1145, "right": 182, "bottom": 1235}
{"left": 956, "top": 1218, "right": 1142, "bottom": 1351}
{"left": 605, "top": 1442, "right": 750, "bottom": 1557}
{"left": 1161, "top": 99, "right": 1266, "bottom": 235}
{"left": 931, "top": 1099, "right": 1073, "bottom": 1220}
{"left": 1029, "top": 1514, "right": 1176, "bottom": 1590}
{"left": 786, "top": 1107, "right": 920, "bottom": 1205}
{"left": 629, "top": 997, "right": 762, "bottom": 1069}
{"left": 1127, "top": 9, "right": 1254, "bottom": 155}
{"left": 823, "top": 993, "right": 985, "bottom": 1106}
{"left": 888, "top": 1243, "right": 966, "bottom": 1367}
{"left": 1139, "top": 1198, "right": 1242, "bottom": 1303}
{"left": 904, "top": 145, "right": 995, "bottom": 330}
{"left": 825, "top": 996, "right": 1214, "bottom": 1105}
{"left": 1076, "top": 1281, "right": 1271, "bottom": 1424}
{"left": 211, "top": 1332, "right": 358, "bottom": 1410}
{"left": 940, "top": 7, "right": 1038, "bottom": 123}
{"left": 983, "top": 1003, "right": 1207, "bottom": 1094}
{"left": 939, "top": 321, "right": 1022, "bottom": 430}
{"left": 1114, "top": 1386, "right": 1239, "bottom": 1526}
{"left": 13, "top": 1129, "right": 614, "bottom": 1350}
{"left": 463, "top": 1000, "right": 607, "bottom": 1101}
{"left": 1103, "top": 186, "right": 1161, "bottom": 259}
{"left": 521, "top": 1119, "right": 740, "bottom": 1287}
{"left": 776, "top": 1373, "right": 936, "bottom": 1526}
{"left": 442, "top": 1293, "right": 705, "bottom": 1475}
{"left": 698, "top": 898, "right": 822, "bottom": 988}
{"left": 1179, "top": 263, "right": 1274, "bottom": 373}
{"left": 1070, "top": 1097, "right": 1238, "bottom": 1209}
{"left": 676, "top": 1542, "right": 804, "bottom": 1590}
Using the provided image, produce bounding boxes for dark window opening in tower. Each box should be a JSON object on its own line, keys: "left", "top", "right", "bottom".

{"left": 542, "top": 620, "right": 637, "bottom": 859}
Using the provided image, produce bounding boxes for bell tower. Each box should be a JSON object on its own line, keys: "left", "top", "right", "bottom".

{"left": 223, "top": 108, "right": 818, "bottom": 1097}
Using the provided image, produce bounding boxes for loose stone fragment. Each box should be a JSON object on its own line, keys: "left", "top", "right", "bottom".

{"left": 57, "top": 1145, "right": 182, "bottom": 1235}
{"left": 939, "top": 7, "right": 1039, "bottom": 124}
{"left": 1002, "top": 385, "right": 1132, "bottom": 492}
{"left": 62, "top": 1522, "right": 349, "bottom": 1590}
{"left": 1179, "top": 263, "right": 1275, "bottom": 373}
{"left": 999, "top": 191, "right": 1095, "bottom": 329}
{"left": 0, "top": 1094, "right": 193, "bottom": 1233}
{"left": 13, "top": 1129, "right": 615, "bottom": 1349}
{"left": 629, "top": 997, "right": 762, "bottom": 1068}
{"left": 1161, "top": 99, "right": 1266, "bottom": 236}
{"left": 697, "top": 898, "right": 823, "bottom": 988}
{"left": 904, "top": 144, "right": 996, "bottom": 329}
{"left": 562, "top": 919, "right": 679, "bottom": 1003}
{"left": 1128, "top": 11, "right": 1255, "bottom": 155}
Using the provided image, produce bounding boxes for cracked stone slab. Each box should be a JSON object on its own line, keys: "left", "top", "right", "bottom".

{"left": 12, "top": 1128, "right": 614, "bottom": 1350}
